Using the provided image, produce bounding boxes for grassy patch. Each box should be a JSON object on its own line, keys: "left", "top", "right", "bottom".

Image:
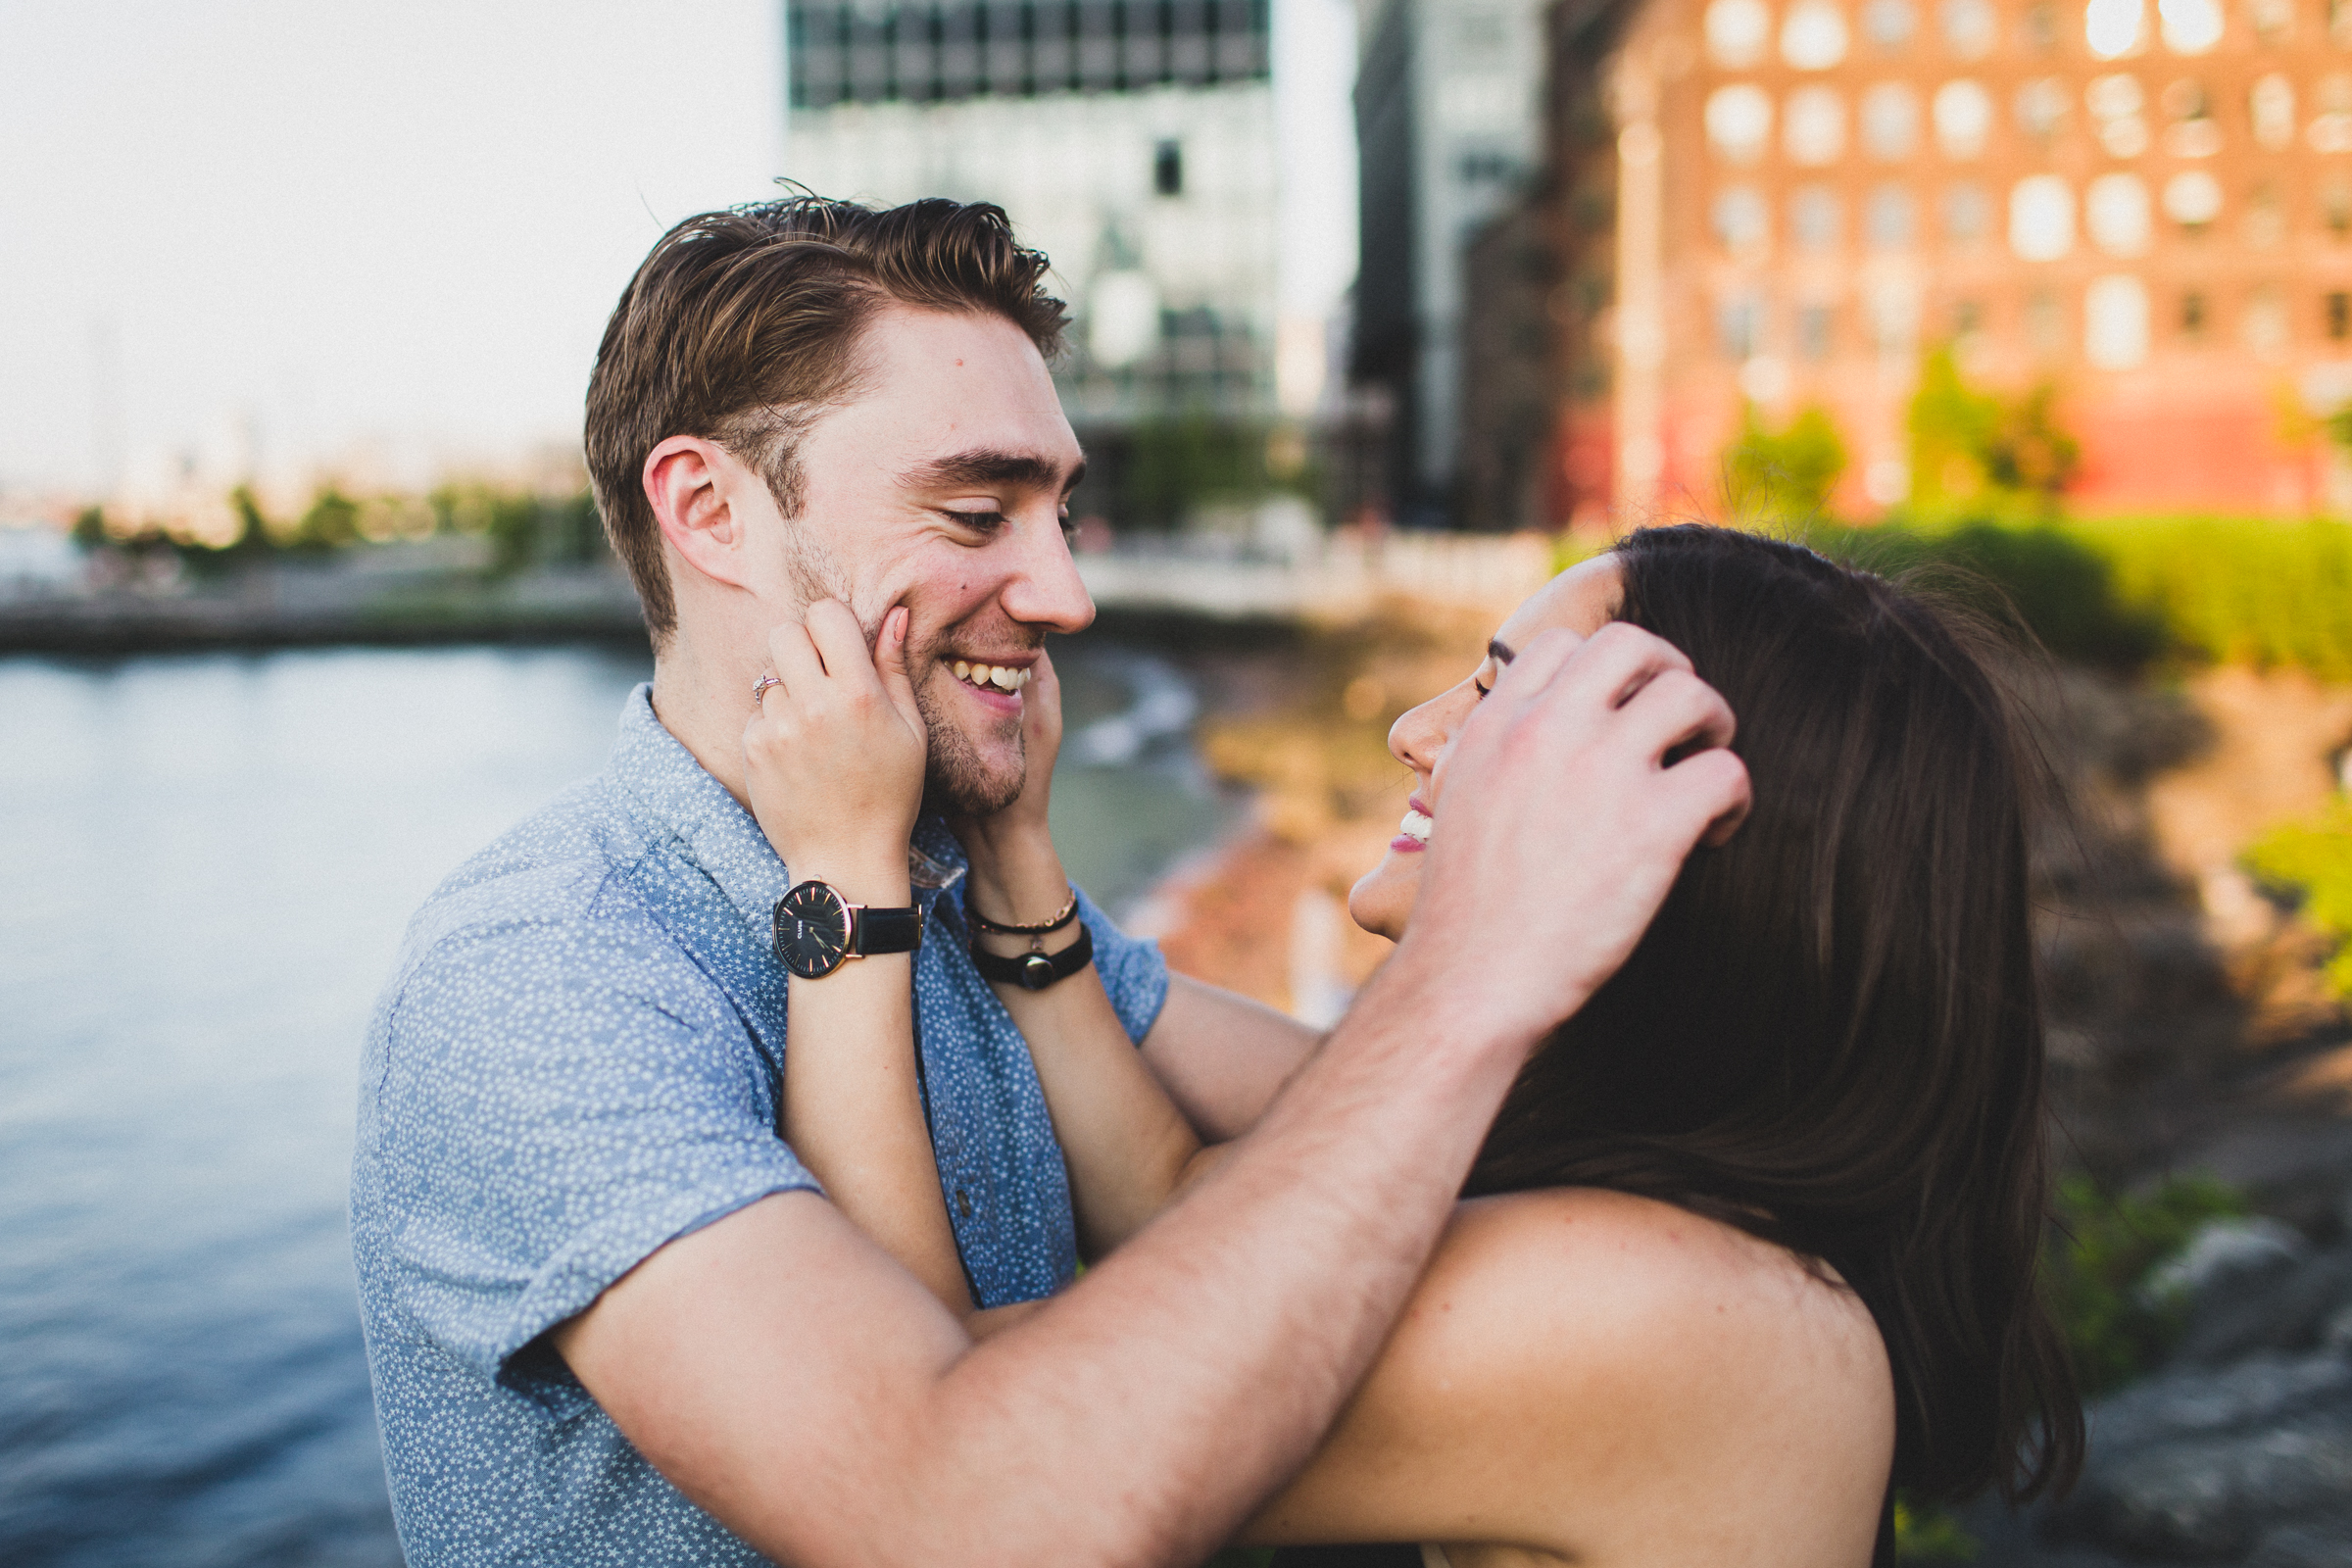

{"left": 2246, "top": 800, "right": 2352, "bottom": 1001}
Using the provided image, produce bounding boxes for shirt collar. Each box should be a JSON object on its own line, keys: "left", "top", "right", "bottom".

{"left": 609, "top": 683, "right": 969, "bottom": 939}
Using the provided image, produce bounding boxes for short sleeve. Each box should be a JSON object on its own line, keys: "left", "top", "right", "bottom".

{"left": 1074, "top": 886, "right": 1170, "bottom": 1046}
{"left": 362, "top": 919, "right": 818, "bottom": 1388}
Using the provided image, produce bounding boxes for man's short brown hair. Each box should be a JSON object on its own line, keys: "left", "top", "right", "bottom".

{"left": 583, "top": 194, "right": 1068, "bottom": 642}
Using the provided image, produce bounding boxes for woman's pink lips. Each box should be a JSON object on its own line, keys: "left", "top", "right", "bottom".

{"left": 1393, "top": 795, "right": 1432, "bottom": 853}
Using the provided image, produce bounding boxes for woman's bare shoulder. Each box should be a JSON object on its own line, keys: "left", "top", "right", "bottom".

{"left": 1249, "top": 1189, "right": 1894, "bottom": 1564}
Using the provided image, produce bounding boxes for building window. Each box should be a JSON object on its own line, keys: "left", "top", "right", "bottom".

{"left": 1706, "top": 84, "right": 1775, "bottom": 164}
{"left": 2015, "top": 77, "right": 2071, "bottom": 141}
{"left": 2011, "top": 174, "right": 2077, "bottom": 260}
{"left": 1867, "top": 278, "right": 1920, "bottom": 355}
{"left": 2026, "top": 288, "right": 2067, "bottom": 353}
{"left": 1714, "top": 185, "right": 1773, "bottom": 257}
{"left": 1934, "top": 78, "right": 1994, "bottom": 156}
{"left": 1945, "top": 180, "right": 1992, "bottom": 242}
{"left": 1943, "top": 0, "right": 1999, "bottom": 57}
{"left": 1786, "top": 85, "right": 1848, "bottom": 164}
{"left": 1719, "top": 294, "right": 1766, "bottom": 359}
{"left": 1862, "top": 81, "right": 1922, "bottom": 158}
{"left": 2250, "top": 0, "right": 2295, "bottom": 40}
{"left": 2086, "top": 274, "right": 2151, "bottom": 368}
{"left": 1153, "top": 139, "right": 1184, "bottom": 197}
{"left": 2329, "top": 291, "right": 2352, "bottom": 339}
{"left": 2087, "top": 72, "right": 2149, "bottom": 155}
{"left": 1792, "top": 183, "right": 1845, "bottom": 249}
{"left": 1783, "top": 0, "right": 1851, "bottom": 68}
{"left": 2246, "top": 286, "right": 2289, "bottom": 356}
{"left": 1457, "top": 149, "right": 1515, "bottom": 183}
{"left": 2159, "top": 0, "right": 2224, "bottom": 53}
{"left": 2086, "top": 172, "right": 2152, "bottom": 254}
{"left": 1865, "top": 0, "right": 1919, "bottom": 48}
{"left": 1706, "top": 0, "right": 1774, "bottom": 68}
{"left": 2317, "top": 74, "right": 2352, "bottom": 153}
{"left": 1798, "top": 302, "right": 1837, "bottom": 359}
{"left": 1868, "top": 183, "right": 1918, "bottom": 247}
{"left": 2327, "top": 178, "right": 2352, "bottom": 238}
{"left": 2162, "top": 170, "right": 2224, "bottom": 228}
{"left": 2162, "top": 79, "right": 2223, "bottom": 156}
{"left": 2085, "top": 0, "right": 2146, "bottom": 58}
{"left": 2250, "top": 74, "right": 2295, "bottom": 149}
{"left": 2181, "top": 290, "right": 2207, "bottom": 335}
{"left": 2247, "top": 183, "right": 2285, "bottom": 246}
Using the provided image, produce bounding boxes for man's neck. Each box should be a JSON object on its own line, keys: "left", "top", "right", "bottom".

{"left": 649, "top": 629, "right": 758, "bottom": 811}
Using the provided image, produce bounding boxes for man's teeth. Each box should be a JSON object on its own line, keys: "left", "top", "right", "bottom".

{"left": 952, "top": 661, "right": 1030, "bottom": 693}
{"left": 1398, "top": 808, "right": 1433, "bottom": 845}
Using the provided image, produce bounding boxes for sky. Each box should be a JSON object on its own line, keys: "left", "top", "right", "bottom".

{"left": 0, "top": 0, "right": 1358, "bottom": 511}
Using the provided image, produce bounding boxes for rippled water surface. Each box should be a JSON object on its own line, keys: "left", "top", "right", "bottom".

{"left": 0, "top": 642, "right": 1226, "bottom": 1567}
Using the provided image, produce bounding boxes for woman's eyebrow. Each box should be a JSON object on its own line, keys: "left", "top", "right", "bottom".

{"left": 1487, "top": 638, "right": 1516, "bottom": 665}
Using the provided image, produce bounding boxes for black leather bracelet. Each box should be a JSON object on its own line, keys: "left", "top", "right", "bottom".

{"left": 965, "top": 884, "right": 1080, "bottom": 938}
{"left": 969, "top": 922, "right": 1094, "bottom": 992}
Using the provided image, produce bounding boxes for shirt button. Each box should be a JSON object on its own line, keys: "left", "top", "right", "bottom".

{"left": 956, "top": 1188, "right": 973, "bottom": 1218}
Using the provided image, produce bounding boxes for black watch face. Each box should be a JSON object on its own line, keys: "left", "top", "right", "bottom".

{"left": 774, "top": 881, "right": 852, "bottom": 979}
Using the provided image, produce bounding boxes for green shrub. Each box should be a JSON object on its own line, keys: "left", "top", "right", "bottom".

{"left": 1895, "top": 1494, "right": 1979, "bottom": 1561}
{"left": 2245, "top": 801, "right": 2352, "bottom": 1000}
{"left": 2045, "top": 1172, "right": 2246, "bottom": 1396}
{"left": 2076, "top": 515, "right": 2352, "bottom": 680}
{"left": 1722, "top": 402, "right": 1848, "bottom": 521}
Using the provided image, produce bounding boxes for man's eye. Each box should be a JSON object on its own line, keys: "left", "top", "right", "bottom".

{"left": 1472, "top": 680, "right": 1492, "bottom": 701}
{"left": 946, "top": 510, "right": 1006, "bottom": 531}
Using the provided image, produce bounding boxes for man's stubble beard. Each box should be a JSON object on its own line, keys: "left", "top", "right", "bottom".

{"left": 783, "top": 524, "right": 1026, "bottom": 818}
{"left": 911, "top": 638, "right": 1028, "bottom": 818}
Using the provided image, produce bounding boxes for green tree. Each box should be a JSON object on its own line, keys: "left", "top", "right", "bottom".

{"left": 229, "top": 485, "right": 274, "bottom": 555}
{"left": 1907, "top": 348, "right": 2079, "bottom": 507}
{"left": 1722, "top": 402, "right": 1848, "bottom": 521}
{"left": 294, "top": 487, "right": 362, "bottom": 550}
{"left": 70, "top": 506, "right": 108, "bottom": 550}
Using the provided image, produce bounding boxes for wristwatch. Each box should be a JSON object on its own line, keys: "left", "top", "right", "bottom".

{"left": 772, "top": 879, "right": 926, "bottom": 979}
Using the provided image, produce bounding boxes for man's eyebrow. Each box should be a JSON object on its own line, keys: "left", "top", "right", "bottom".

{"left": 898, "top": 448, "right": 1085, "bottom": 496}
{"left": 1488, "top": 638, "right": 1517, "bottom": 665}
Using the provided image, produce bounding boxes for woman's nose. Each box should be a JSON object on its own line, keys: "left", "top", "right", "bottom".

{"left": 1388, "top": 685, "right": 1469, "bottom": 775}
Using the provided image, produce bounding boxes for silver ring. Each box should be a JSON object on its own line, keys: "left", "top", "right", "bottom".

{"left": 752, "top": 672, "right": 783, "bottom": 707}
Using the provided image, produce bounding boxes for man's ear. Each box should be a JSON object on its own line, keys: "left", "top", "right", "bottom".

{"left": 644, "top": 435, "right": 754, "bottom": 591}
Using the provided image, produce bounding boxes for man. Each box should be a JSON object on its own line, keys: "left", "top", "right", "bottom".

{"left": 350, "top": 196, "right": 1748, "bottom": 1567}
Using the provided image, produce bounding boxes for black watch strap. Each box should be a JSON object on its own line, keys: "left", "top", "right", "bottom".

{"left": 969, "top": 922, "right": 1094, "bottom": 992}
{"left": 852, "top": 903, "right": 925, "bottom": 957}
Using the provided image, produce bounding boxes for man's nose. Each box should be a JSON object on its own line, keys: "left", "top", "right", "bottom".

{"left": 1000, "top": 514, "right": 1096, "bottom": 636}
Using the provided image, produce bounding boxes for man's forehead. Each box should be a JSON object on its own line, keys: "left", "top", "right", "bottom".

{"left": 828, "top": 306, "right": 1082, "bottom": 483}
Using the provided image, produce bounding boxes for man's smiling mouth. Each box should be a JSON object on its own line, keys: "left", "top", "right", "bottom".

{"left": 952, "top": 660, "right": 1031, "bottom": 694}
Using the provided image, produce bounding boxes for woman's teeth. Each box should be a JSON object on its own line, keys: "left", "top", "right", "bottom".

{"left": 1398, "top": 808, "right": 1433, "bottom": 845}
{"left": 953, "top": 661, "right": 1030, "bottom": 694}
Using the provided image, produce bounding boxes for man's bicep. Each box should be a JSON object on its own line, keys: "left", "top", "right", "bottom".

{"left": 554, "top": 1189, "right": 969, "bottom": 1566}
{"left": 1138, "top": 973, "right": 1323, "bottom": 1141}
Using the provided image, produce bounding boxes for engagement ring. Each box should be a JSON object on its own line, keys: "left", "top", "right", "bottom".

{"left": 752, "top": 672, "right": 783, "bottom": 707}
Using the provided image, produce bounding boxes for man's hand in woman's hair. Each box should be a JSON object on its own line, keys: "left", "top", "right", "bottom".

{"left": 1400, "top": 620, "right": 1751, "bottom": 1049}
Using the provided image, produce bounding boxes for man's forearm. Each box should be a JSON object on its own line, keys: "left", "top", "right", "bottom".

{"left": 855, "top": 940, "right": 1534, "bottom": 1565}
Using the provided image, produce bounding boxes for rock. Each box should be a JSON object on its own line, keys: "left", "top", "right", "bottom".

{"left": 2145, "top": 1218, "right": 2313, "bottom": 1305}
{"left": 2054, "top": 1416, "right": 2352, "bottom": 1559}
{"left": 2083, "top": 1352, "right": 2352, "bottom": 1455}
{"left": 2177, "top": 1251, "right": 2352, "bottom": 1366}
{"left": 2246, "top": 1514, "right": 2352, "bottom": 1568}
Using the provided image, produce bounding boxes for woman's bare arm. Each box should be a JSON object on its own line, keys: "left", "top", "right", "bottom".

{"left": 745, "top": 603, "right": 971, "bottom": 1314}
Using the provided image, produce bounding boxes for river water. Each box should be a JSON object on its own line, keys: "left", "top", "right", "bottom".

{"left": 0, "top": 641, "right": 1229, "bottom": 1567}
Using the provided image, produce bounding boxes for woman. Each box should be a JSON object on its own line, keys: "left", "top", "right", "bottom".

{"left": 749, "top": 524, "right": 2082, "bottom": 1566}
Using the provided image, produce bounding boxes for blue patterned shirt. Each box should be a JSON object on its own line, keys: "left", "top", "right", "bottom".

{"left": 350, "top": 684, "right": 1168, "bottom": 1566}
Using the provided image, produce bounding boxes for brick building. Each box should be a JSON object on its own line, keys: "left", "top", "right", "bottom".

{"left": 1494, "top": 0, "right": 2352, "bottom": 520}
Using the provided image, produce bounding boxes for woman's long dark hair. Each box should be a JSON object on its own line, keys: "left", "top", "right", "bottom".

{"left": 1465, "top": 524, "right": 2083, "bottom": 1505}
